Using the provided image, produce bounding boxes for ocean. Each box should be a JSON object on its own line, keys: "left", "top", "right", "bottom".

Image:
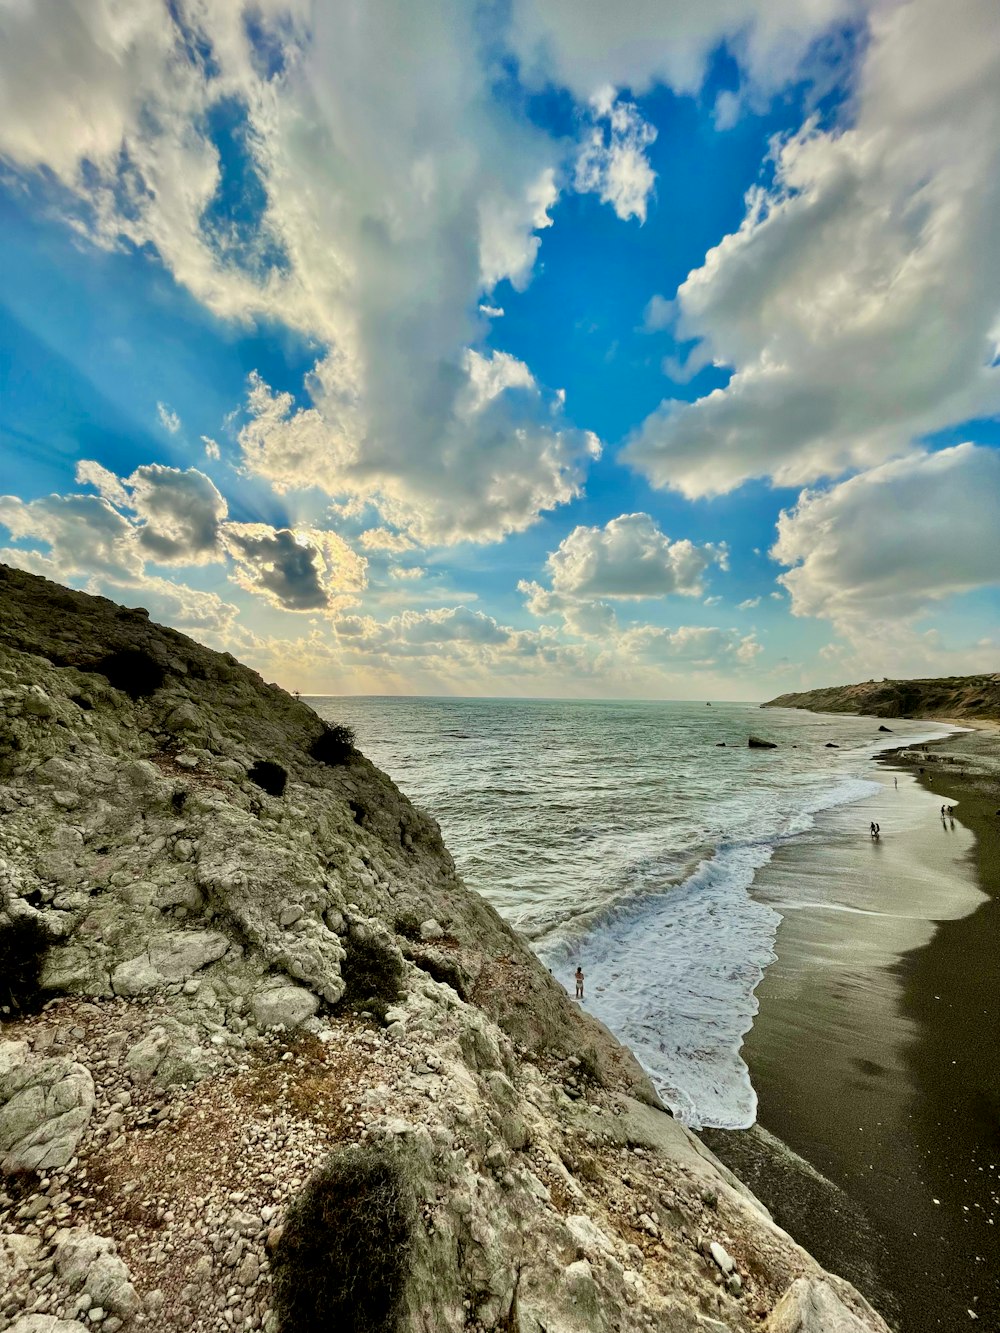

{"left": 309, "top": 696, "right": 953, "bottom": 1130}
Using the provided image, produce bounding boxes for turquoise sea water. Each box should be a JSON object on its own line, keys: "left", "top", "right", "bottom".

{"left": 310, "top": 696, "right": 952, "bottom": 1128}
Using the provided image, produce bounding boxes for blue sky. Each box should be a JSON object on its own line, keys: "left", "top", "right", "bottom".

{"left": 0, "top": 0, "right": 997, "bottom": 697}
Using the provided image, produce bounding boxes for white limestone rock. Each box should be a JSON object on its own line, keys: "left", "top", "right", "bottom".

{"left": 20, "top": 686, "right": 56, "bottom": 719}
{"left": 7, "top": 1318, "right": 91, "bottom": 1333}
{"left": 53, "top": 1228, "right": 140, "bottom": 1320}
{"left": 709, "top": 1241, "right": 735, "bottom": 1275}
{"left": 147, "top": 929, "right": 229, "bottom": 979}
{"left": 110, "top": 955, "right": 163, "bottom": 997}
{"left": 0, "top": 1232, "right": 43, "bottom": 1288}
{"left": 250, "top": 983, "right": 319, "bottom": 1030}
{"left": 124, "top": 1019, "right": 218, "bottom": 1087}
{"left": 565, "top": 1214, "right": 615, "bottom": 1256}
{"left": 41, "top": 943, "right": 104, "bottom": 996}
{"left": 111, "top": 930, "right": 228, "bottom": 995}
{"left": 0, "top": 1041, "right": 94, "bottom": 1173}
{"left": 767, "top": 1277, "right": 878, "bottom": 1333}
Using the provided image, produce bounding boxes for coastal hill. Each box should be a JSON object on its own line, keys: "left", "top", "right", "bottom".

{"left": 762, "top": 674, "right": 1000, "bottom": 721}
{"left": 0, "top": 563, "right": 890, "bottom": 1333}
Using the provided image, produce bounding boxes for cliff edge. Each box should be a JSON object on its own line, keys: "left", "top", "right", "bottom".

{"left": 0, "top": 564, "right": 890, "bottom": 1333}
{"left": 762, "top": 674, "right": 1000, "bottom": 722}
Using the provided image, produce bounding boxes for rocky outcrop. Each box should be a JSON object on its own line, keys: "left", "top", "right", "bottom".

{"left": 0, "top": 565, "right": 892, "bottom": 1333}
{"left": 767, "top": 1278, "right": 876, "bottom": 1332}
{"left": 762, "top": 674, "right": 1000, "bottom": 721}
{"left": 748, "top": 736, "right": 778, "bottom": 749}
{"left": 51, "top": 1229, "right": 140, "bottom": 1322}
{"left": 0, "top": 1043, "right": 94, "bottom": 1173}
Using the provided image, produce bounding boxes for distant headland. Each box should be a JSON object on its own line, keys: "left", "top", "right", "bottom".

{"left": 762, "top": 674, "right": 1000, "bottom": 721}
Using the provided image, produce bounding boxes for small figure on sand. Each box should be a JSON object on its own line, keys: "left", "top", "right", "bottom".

{"left": 870, "top": 822, "right": 880, "bottom": 839}
{"left": 574, "top": 966, "right": 585, "bottom": 1000}
{"left": 894, "top": 776, "right": 898, "bottom": 789}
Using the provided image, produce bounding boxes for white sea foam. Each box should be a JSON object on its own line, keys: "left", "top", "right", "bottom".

{"left": 540, "top": 840, "right": 780, "bottom": 1128}
{"left": 312, "top": 696, "right": 958, "bottom": 1129}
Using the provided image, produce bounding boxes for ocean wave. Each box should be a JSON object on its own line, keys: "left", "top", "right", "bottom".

{"left": 314, "top": 697, "right": 955, "bottom": 1129}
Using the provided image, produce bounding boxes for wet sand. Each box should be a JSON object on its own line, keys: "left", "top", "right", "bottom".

{"left": 704, "top": 728, "right": 1000, "bottom": 1331}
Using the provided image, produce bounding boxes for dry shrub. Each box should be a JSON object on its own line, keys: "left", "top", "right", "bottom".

{"left": 392, "top": 912, "right": 422, "bottom": 941}
{"left": 0, "top": 915, "right": 51, "bottom": 1020}
{"left": 248, "top": 759, "right": 288, "bottom": 797}
{"left": 336, "top": 934, "right": 404, "bottom": 1023}
{"left": 310, "top": 723, "right": 356, "bottom": 766}
{"left": 92, "top": 647, "right": 165, "bottom": 700}
{"left": 271, "top": 1146, "right": 415, "bottom": 1333}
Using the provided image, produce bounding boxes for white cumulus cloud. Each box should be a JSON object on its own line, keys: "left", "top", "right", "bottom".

{"left": 575, "top": 94, "right": 657, "bottom": 223}
{"left": 237, "top": 351, "right": 600, "bottom": 545}
{"left": 222, "top": 523, "right": 366, "bottom": 614}
{"left": 772, "top": 444, "right": 1000, "bottom": 629}
{"left": 1, "top": 461, "right": 368, "bottom": 620}
{"left": 626, "top": 0, "right": 1000, "bottom": 499}
{"left": 543, "top": 513, "right": 726, "bottom": 600}
{"left": 0, "top": 493, "right": 143, "bottom": 583}
{"left": 357, "top": 528, "right": 418, "bottom": 553}
{"left": 508, "top": 0, "right": 861, "bottom": 100}
{"left": 0, "top": 1, "right": 871, "bottom": 552}
{"left": 126, "top": 464, "right": 228, "bottom": 565}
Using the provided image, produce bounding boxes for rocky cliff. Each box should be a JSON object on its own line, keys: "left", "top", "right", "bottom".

{"left": 0, "top": 564, "right": 890, "bottom": 1333}
{"left": 762, "top": 674, "right": 1000, "bottom": 721}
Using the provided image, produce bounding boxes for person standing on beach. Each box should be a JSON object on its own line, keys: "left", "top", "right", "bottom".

{"left": 574, "top": 966, "right": 585, "bottom": 1000}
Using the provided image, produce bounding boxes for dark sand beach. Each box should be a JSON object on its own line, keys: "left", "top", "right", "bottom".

{"left": 705, "top": 725, "right": 1000, "bottom": 1332}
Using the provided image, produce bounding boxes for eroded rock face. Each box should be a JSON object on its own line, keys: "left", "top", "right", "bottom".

{"left": 0, "top": 567, "right": 895, "bottom": 1333}
{"left": 52, "top": 1228, "right": 140, "bottom": 1320}
{"left": 124, "top": 1019, "right": 218, "bottom": 1087}
{"left": 0, "top": 1233, "right": 43, "bottom": 1287}
{"left": 111, "top": 930, "right": 229, "bottom": 996}
{"left": 767, "top": 1277, "right": 876, "bottom": 1332}
{"left": 250, "top": 984, "right": 319, "bottom": 1030}
{"left": 0, "top": 1042, "right": 94, "bottom": 1173}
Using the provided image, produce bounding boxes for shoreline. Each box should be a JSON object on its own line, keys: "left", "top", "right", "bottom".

{"left": 703, "top": 720, "right": 1000, "bottom": 1332}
